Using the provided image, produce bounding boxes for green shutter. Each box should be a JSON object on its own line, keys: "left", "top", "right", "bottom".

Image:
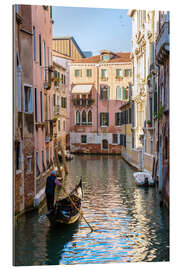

{"left": 107, "top": 112, "right": 109, "bottom": 126}
{"left": 123, "top": 87, "right": 126, "bottom": 100}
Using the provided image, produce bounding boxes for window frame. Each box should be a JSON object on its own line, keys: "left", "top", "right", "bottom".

{"left": 100, "top": 112, "right": 109, "bottom": 127}
{"left": 86, "top": 69, "right": 92, "bottom": 77}
{"left": 75, "top": 69, "right": 82, "bottom": 77}
{"left": 24, "top": 84, "right": 33, "bottom": 113}
{"left": 112, "top": 134, "right": 118, "bottom": 144}
{"left": 81, "top": 135, "right": 87, "bottom": 144}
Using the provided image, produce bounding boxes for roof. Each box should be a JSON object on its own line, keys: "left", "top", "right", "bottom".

{"left": 72, "top": 84, "right": 93, "bottom": 94}
{"left": 53, "top": 36, "right": 85, "bottom": 58}
{"left": 71, "top": 52, "right": 132, "bottom": 64}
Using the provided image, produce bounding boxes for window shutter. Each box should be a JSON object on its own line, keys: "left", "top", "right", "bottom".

{"left": 107, "top": 87, "right": 110, "bottom": 99}
{"left": 100, "top": 113, "right": 103, "bottom": 126}
{"left": 100, "top": 88, "right": 103, "bottom": 99}
{"left": 120, "top": 134, "right": 123, "bottom": 145}
{"left": 107, "top": 112, "right": 109, "bottom": 126}
{"left": 29, "top": 88, "right": 33, "bottom": 113}
{"left": 132, "top": 102, "right": 134, "bottom": 127}
{"left": 116, "top": 86, "right": 121, "bottom": 100}
{"left": 17, "top": 67, "right": 21, "bottom": 112}
{"left": 115, "top": 113, "right": 117, "bottom": 126}
{"left": 123, "top": 87, "right": 126, "bottom": 100}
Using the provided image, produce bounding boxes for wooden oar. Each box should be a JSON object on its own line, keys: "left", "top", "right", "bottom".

{"left": 61, "top": 183, "right": 94, "bottom": 232}
{"left": 54, "top": 133, "right": 94, "bottom": 232}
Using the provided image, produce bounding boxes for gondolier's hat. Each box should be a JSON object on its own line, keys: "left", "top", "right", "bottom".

{"left": 51, "top": 170, "right": 56, "bottom": 176}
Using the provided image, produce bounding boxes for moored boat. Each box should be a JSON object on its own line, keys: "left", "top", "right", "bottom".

{"left": 46, "top": 179, "right": 83, "bottom": 226}
{"left": 133, "top": 172, "right": 155, "bottom": 187}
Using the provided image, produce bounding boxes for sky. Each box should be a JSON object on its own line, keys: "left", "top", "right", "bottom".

{"left": 52, "top": 6, "right": 132, "bottom": 56}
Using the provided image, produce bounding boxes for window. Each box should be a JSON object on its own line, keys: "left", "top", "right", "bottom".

{"left": 36, "top": 151, "right": 40, "bottom": 176}
{"left": 125, "top": 69, "right": 132, "bottom": 77}
{"left": 122, "top": 87, "right": 127, "bottom": 100}
{"left": 100, "top": 112, "right": 109, "bottom": 126}
{"left": 102, "top": 55, "right": 110, "bottom": 61}
{"left": 27, "top": 156, "right": 32, "bottom": 172}
{"left": 58, "top": 120, "right": 60, "bottom": 131}
{"left": 16, "top": 141, "right": 22, "bottom": 170}
{"left": 42, "top": 150, "right": 45, "bottom": 172}
{"left": 46, "top": 148, "right": 49, "bottom": 168}
{"left": 33, "top": 26, "right": 36, "bottom": 61}
{"left": 101, "top": 69, "right": 107, "bottom": 79}
{"left": 100, "top": 85, "right": 110, "bottom": 100}
{"left": 82, "top": 110, "right": 87, "bottom": 125}
{"left": 112, "top": 134, "right": 118, "bottom": 144}
{"left": 81, "top": 135, "right": 87, "bottom": 143}
{"left": 102, "top": 139, "right": 108, "bottom": 149}
{"left": 63, "top": 120, "right": 66, "bottom": 131}
{"left": 17, "top": 54, "right": 21, "bottom": 112}
{"left": 40, "top": 91, "right": 43, "bottom": 122}
{"left": 120, "top": 134, "right": 126, "bottom": 147}
{"left": 75, "top": 69, "right": 82, "bottom": 77}
{"left": 43, "top": 41, "right": 46, "bottom": 80}
{"left": 116, "top": 86, "right": 121, "bottom": 100}
{"left": 76, "top": 111, "right": 80, "bottom": 125}
{"left": 24, "top": 86, "right": 33, "bottom": 113}
{"left": 35, "top": 88, "right": 38, "bottom": 122}
{"left": 61, "top": 97, "right": 67, "bottom": 108}
{"left": 86, "top": 69, "right": 92, "bottom": 77}
{"left": 116, "top": 69, "right": 122, "bottom": 78}
{"left": 115, "top": 112, "right": 121, "bottom": 126}
{"left": 39, "top": 34, "right": 42, "bottom": 66}
{"left": 88, "top": 110, "right": 92, "bottom": 125}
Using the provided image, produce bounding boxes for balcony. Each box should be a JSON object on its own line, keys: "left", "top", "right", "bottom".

{"left": 101, "top": 77, "right": 108, "bottom": 81}
{"left": 44, "top": 66, "right": 54, "bottom": 90}
{"left": 155, "top": 21, "right": 169, "bottom": 64}
{"left": 72, "top": 98, "right": 94, "bottom": 107}
{"left": 115, "top": 76, "right": 123, "bottom": 81}
{"left": 54, "top": 105, "right": 60, "bottom": 115}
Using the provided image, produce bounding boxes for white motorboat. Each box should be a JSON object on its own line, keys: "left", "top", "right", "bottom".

{"left": 133, "top": 172, "right": 155, "bottom": 186}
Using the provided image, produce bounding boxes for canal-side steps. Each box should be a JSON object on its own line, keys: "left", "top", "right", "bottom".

{"left": 133, "top": 171, "right": 155, "bottom": 187}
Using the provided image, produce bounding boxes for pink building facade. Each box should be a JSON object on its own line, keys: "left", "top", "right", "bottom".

{"left": 69, "top": 51, "right": 133, "bottom": 154}
{"left": 32, "top": 5, "right": 54, "bottom": 207}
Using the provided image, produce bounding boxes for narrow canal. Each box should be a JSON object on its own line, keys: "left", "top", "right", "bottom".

{"left": 14, "top": 155, "right": 169, "bottom": 265}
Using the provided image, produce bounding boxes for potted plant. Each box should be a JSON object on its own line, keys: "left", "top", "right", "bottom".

{"left": 146, "top": 120, "right": 152, "bottom": 128}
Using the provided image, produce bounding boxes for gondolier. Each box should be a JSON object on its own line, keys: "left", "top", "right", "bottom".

{"left": 45, "top": 170, "right": 62, "bottom": 211}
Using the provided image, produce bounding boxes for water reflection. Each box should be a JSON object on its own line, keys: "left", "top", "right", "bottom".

{"left": 14, "top": 155, "right": 169, "bottom": 265}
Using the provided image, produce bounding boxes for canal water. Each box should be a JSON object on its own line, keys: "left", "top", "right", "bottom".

{"left": 14, "top": 155, "right": 169, "bottom": 265}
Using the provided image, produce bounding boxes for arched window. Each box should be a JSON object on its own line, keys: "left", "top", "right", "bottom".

{"left": 82, "top": 110, "right": 86, "bottom": 125}
{"left": 116, "top": 86, "right": 121, "bottom": 100}
{"left": 76, "top": 110, "right": 80, "bottom": 125}
{"left": 102, "top": 139, "right": 108, "bottom": 149}
{"left": 88, "top": 110, "right": 92, "bottom": 125}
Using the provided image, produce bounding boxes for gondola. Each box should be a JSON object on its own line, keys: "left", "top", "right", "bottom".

{"left": 46, "top": 179, "right": 83, "bottom": 226}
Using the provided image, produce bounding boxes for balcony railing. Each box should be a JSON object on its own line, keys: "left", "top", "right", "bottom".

{"left": 155, "top": 21, "right": 169, "bottom": 62}
{"left": 72, "top": 98, "right": 94, "bottom": 106}
{"left": 101, "top": 77, "right": 108, "bottom": 81}
{"left": 44, "top": 66, "right": 54, "bottom": 90}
